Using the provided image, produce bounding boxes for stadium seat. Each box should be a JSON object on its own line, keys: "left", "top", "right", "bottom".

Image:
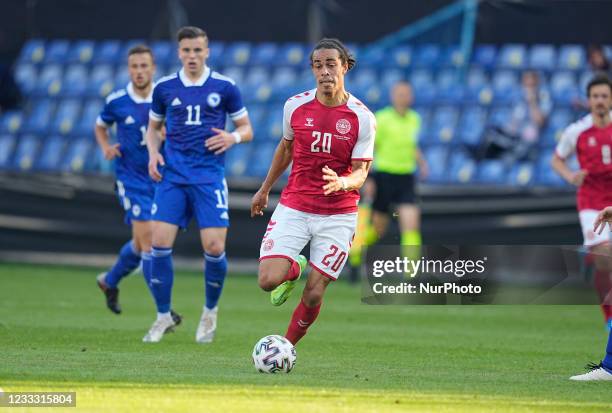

{"left": 18, "top": 39, "right": 45, "bottom": 64}
{"left": 66, "top": 40, "right": 95, "bottom": 64}
{"left": 44, "top": 40, "right": 71, "bottom": 64}
{"left": 0, "top": 110, "right": 23, "bottom": 134}
{"left": 507, "top": 162, "right": 535, "bottom": 186}
{"left": 61, "top": 64, "right": 89, "bottom": 97}
{"left": 390, "top": 45, "right": 413, "bottom": 68}
{"left": 208, "top": 42, "right": 225, "bottom": 67}
{"left": 430, "top": 106, "right": 459, "bottom": 143}
{"left": 464, "top": 67, "right": 491, "bottom": 104}
{"left": 35, "top": 135, "right": 68, "bottom": 171}
{"left": 541, "top": 108, "right": 573, "bottom": 147}
{"left": 491, "top": 70, "right": 519, "bottom": 103}
{"left": 528, "top": 44, "right": 556, "bottom": 71}
{"left": 497, "top": 44, "right": 527, "bottom": 69}
{"left": 380, "top": 68, "right": 405, "bottom": 90}
{"left": 224, "top": 42, "right": 252, "bottom": 66}
{"left": 435, "top": 69, "right": 464, "bottom": 104}
{"left": 33, "top": 64, "right": 63, "bottom": 97}
{"left": 550, "top": 71, "right": 579, "bottom": 105}
{"left": 536, "top": 149, "right": 567, "bottom": 186}
{"left": 413, "top": 44, "right": 440, "bottom": 68}
{"left": 359, "top": 45, "right": 385, "bottom": 68}
{"left": 244, "top": 66, "right": 269, "bottom": 87}
{"left": 457, "top": 106, "right": 487, "bottom": 146}
{"left": 247, "top": 142, "right": 277, "bottom": 177}
{"left": 0, "top": 134, "right": 17, "bottom": 169}
{"left": 578, "top": 70, "right": 595, "bottom": 94}
{"left": 23, "top": 99, "right": 55, "bottom": 134}
{"left": 93, "top": 40, "right": 122, "bottom": 65}
{"left": 476, "top": 160, "right": 507, "bottom": 184}
{"left": 225, "top": 143, "right": 252, "bottom": 177}
{"left": 87, "top": 65, "right": 115, "bottom": 98}
{"left": 410, "top": 69, "right": 436, "bottom": 105}
{"left": 246, "top": 105, "right": 266, "bottom": 133}
{"left": 61, "top": 137, "right": 97, "bottom": 172}
{"left": 271, "top": 67, "right": 301, "bottom": 100}
{"left": 472, "top": 45, "right": 497, "bottom": 68}
{"left": 448, "top": 150, "right": 476, "bottom": 184}
{"left": 277, "top": 43, "right": 308, "bottom": 67}
{"left": 251, "top": 43, "right": 279, "bottom": 66}
{"left": 488, "top": 105, "right": 513, "bottom": 128}
{"left": 441, "top": 45, "right": 466, "bottom": 68}
{"left": 12, "top": 134, "right": 42, "bottom": 171}
{"left": 262, "top": 108, "right": 283, "bottom": 140}
{"left": 353, "top": 68, "right": 378, "bottom": 88}
{"left": 51, "top": 99, "right": 81, "bottom": 135}
{"left": 558, "top": 45, "right": 586, "bottom": 71}
{"left": 422, "top": 145, "right": 449, "bottom": 183}
{"left": 113, "top": 66, "right": 130, "bottom": 89}
{"left": 150, "top": 41, "right": 174, "bottom": 67}
{"left": 221, "top": 66, "right": 245, "bottom": 87}
{"left": 75, "top": 99, "right": 104, "bottom": 135}
{"left": 13, "top": 63, "right": 37, "bottom": 96}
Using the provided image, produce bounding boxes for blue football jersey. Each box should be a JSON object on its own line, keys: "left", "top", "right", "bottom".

{"left": 149, "top": 67, "right": 247, "bottom": 184}
{"left": 97, "top": 82, "right": 152, "bottom": 190}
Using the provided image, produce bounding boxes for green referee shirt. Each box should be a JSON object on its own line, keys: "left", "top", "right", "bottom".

{"left": 373, "top": 106, "right": 422, "bottom": 174}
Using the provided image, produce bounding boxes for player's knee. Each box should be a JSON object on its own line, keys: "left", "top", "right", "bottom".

{"left": 203, "top": 240, "right": 225, "bottom": 257}
{"left": 258, "top": 271, "right": 277, "bottom": 291}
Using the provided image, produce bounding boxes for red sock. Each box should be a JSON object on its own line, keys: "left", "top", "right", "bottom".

{"left": 283, "top": 260, "right": 301, "bottom": 282}
{"left": 594, "top": 270, "right": 612, "bottom": 320}
{"left": 285, "top": 299, "right": 321, "bottom": 345}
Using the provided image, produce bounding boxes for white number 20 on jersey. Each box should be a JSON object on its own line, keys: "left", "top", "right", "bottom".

{"left": 311, "top": 131, "right": 332, "bottom": 153}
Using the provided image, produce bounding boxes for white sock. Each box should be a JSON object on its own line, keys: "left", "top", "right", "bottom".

{"left": 157, "top": 312, "right": 172, "bottom": 321}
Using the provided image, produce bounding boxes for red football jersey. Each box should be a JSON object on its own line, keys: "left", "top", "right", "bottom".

{"left": 556, "top": 114, "right": 612, "bottom": 210}
{"left": 279, "top": 89, "right": 376, "bottom": 215}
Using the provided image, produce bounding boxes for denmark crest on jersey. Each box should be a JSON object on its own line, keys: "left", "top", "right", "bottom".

{"left": 336, "top": 119, "right": 351, "bottom": 134}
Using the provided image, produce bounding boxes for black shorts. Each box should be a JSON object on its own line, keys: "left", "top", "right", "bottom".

{"left": 372, "top": 172, "right": 418, "bottom": 213}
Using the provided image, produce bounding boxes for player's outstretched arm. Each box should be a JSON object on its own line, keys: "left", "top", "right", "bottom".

{"left": 250, "top": 139, "right": 294, "bottom": 217}
{"left": 145, "top": 118, "right": 165, "bottom": 182}
{"left": 206, "top": 116, "right": 253, "bottom": 155}
{"left": 594, "top": 207, "right": 612, "bottom": 235}
{"left": 551, "top": 153, "right": 587, "bottom": 186}
{"left": 94, "top": 124, "right": 121, "bottom": 160}
{"left": 322, "top": 160, "right": 371, "bottom": 195}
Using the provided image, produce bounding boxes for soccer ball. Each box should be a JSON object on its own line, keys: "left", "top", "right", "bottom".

{"left": 252, "top": 335, "right": 297, "bottom": 373}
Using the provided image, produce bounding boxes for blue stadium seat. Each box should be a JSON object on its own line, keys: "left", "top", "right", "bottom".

{"left": 251, "top": 43, "right": 279, "bottom": 66}
{"left": 93, "top": 40, "right": 122, "bottom": 65}
{"left": 435, "top": 69, "right": 464, "bottom": 104}
{"left": 23, "top": 99, "right": 55, "bottom": 134}
{"left": 61, "top": 137, "right": 96, "bottom": 172}
{"left": 380, "top": 68, "right": 405, "bottom": 90}
{"left": 225, "top": 142, "right": 252, "bottom": 177}
{"left": 497, "top": 44, "right": 527, "bottom": 69}
{"left": 0, "top": 110, "right": 23, "bottom": 134}
{"left": 410, "top": 69, "right": 436, "bottom": 105}
{"left": 113, "top": 66, "right": 130, "bottom": 89}
{"left": 14, "top": 63, "right": 37, "bottom": 96}
{"left": 44, "top": 40, "right": 70, "bottom": 64}
{"left": 528, "top": 44, "right": 556, "bottom": 71}
{"left": 35, "top": 135, "right": 68, "bottom": 171}
{"left": 430, "top": 106, "right": 459, "bottom": 143}
{"left": 61, "top": 64, "right": 88, "bottom": 97}
{"left": 457, "top": 106, "right": 487, "bottom": 146}
{"left": 441, "top": 45, "right": 466, "bottom": 68}
{"left": 262, "top": 108, "right": 283, "bottom": 140}
{"left": 491, "top": 70, "right": 519, "bottom": 103}
{"left": 353, "top": 68, "right": 378, "bottom": 88}
{"left": 248, "top": 142, "right": 277, "bottom": 177}
{"left": 476, "top": 160, "right": 507, "bottom": 184}
{"left": 414, "top": 107, "right": 430, "bottom": 143}
{"left": 88, "top": 65, "right": 115, "bottom": 98}
{"left": 18, "top": 39, "right": 45, "bottom": 64}
{"left": 448, "top": 150, "right": 476, "bottom": 184}
{"left": 66, "top": 40, "right": 95, "bottom": 64}
{"left": 33, "top": 64, "right": 63, "bottom": 97}
{"left": 579, "top": 70, "right": 595, "bottom": 95}
{"left": 222, "top": 67, "right": 245, "bottom": 87}
{"left": 51, "top": 99, "right": 81, "bottom": 135}
{"left": 536, "top": 149, "right": 567, "bottom": 186}
{"left": 150, "top": 41, "right": 174, "bottom": 66}
{"left": 0, "top": 134, "right": 17, "bottom": 169}
{"left": 13, "top": 134, "right": 42, "bottom": 171}
{"left": 413, "top": 44, "right": 440, "bottom": 68}
{"left": 488, "top": 105, "right": 512, "bottom": 128}
{"left": 208, "top": 42, "right": 225, "bottom": 67}
{"left": 224, "top": 42, "right": 252, "bottom": 66}
{"left": 271, "top": 67, "right": 300, "bottom": 99}
{"left": 464, "top": 67, "right": 491, "bottom": 104}
{"left": 422, "top": 145, "right": 449, "bottom": 183}
{"left": 75, "top": 99, "right": 103, "bottom": 135}
{"left": 243, "top": 67, "right": 273, "bottom": 103}
{"left": 472, "top": 45, "right": 497, "bottom": 68}
{"left": 244, "top": 66, "right": 270, "bottom": 87}
{"left": 558, "top": 45, "right": 586, "bottom": 71}
{"left": 246, "top": 105, "right": 267, "bottom": 133}
{"left": 359, "top": 45, "right": 385, "bottom": 68}
{"left": 550, "top": 71, "right": 579, "bottom": 105}
{"left": 390, "top": 45, "right": 412, "bottom": 68}
{"left": 507, "top": 162, "right": 535, "bottom": 186}
{"left": 277, "top": 43, "right": 308, "bottom": 67}
{"left": 541, "top": 108, "right": 573, "bottom": 147}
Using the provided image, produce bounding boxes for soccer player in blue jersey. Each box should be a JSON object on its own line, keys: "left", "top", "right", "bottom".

{"left": 144, "top": 26, "right": 253, "bottom": 343}
{"left": 94, "top": 45, "right": 181, "bottom": 327}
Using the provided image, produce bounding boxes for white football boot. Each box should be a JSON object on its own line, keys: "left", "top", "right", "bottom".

{"left": 142, "top": 313, "right": 176, "bottom": 343}
{"left": 569, "top": 362, "right": 612, "bottom": 381}
{"left": 196, "top": 306, "right": 217, "bottom": 343}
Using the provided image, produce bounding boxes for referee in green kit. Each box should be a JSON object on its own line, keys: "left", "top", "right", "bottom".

{"left": 367, "top": 80, "right": 428, "bottom": 248}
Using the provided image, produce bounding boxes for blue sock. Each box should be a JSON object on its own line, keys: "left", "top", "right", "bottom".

{"left": 141, "top": 251, "right": 153, "bottom": 293}
{"left": 204, "top": 252, "right": 227, "bottom": 310}
{"left": 603, "top": 328, "right": 612, "bottom": 373}
{"left": 105, "top": 240, "right": 141, "bottom": 288}
{"left": 151, "top": 246, "right": 173, "bottom": 313}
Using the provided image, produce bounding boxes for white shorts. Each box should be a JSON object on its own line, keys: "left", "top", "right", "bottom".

{"left": 259, "top": 203, "right": 357, "bottom": 280}
{"left": 579, "top": 209, "right": 612, "bottom": 247}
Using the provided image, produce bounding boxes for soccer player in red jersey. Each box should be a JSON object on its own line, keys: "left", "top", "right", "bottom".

{"left": 552, "top": 74, "right": 612, "bottom": 328}
{"left": 250, "top": 38, "right": 376, "bottom": 345}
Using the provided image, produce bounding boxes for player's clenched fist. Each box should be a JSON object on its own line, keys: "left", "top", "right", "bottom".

{"left": 322, "top": 165, "right": 344, "bottom": 195}
{"left": 251, "top": 189, "right": 269, "bottom": 217}
{"left": 148, "top": 152, "right": 165, "bottom": 182}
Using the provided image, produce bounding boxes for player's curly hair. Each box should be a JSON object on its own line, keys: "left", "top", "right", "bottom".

{"left": 310, "top": 38, "right": 356, "bottom": 71}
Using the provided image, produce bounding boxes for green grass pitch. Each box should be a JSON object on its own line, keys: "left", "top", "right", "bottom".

{"left": 0, "top": 262, "right": 611, "bottom": 412}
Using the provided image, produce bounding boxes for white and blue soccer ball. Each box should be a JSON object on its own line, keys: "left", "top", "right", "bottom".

{"left": 252, "top": 335, "right": 297, "bottom": 373}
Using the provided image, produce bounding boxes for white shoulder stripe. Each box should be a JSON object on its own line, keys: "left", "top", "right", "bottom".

{"left": 155, "top": 73, "right": 178, "bottom": 87}
{"left": 105, "top": 89, "right": 126, "bottom": 104}
{"left": 211, "top": 71, "right": 236, "bottom": 85}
